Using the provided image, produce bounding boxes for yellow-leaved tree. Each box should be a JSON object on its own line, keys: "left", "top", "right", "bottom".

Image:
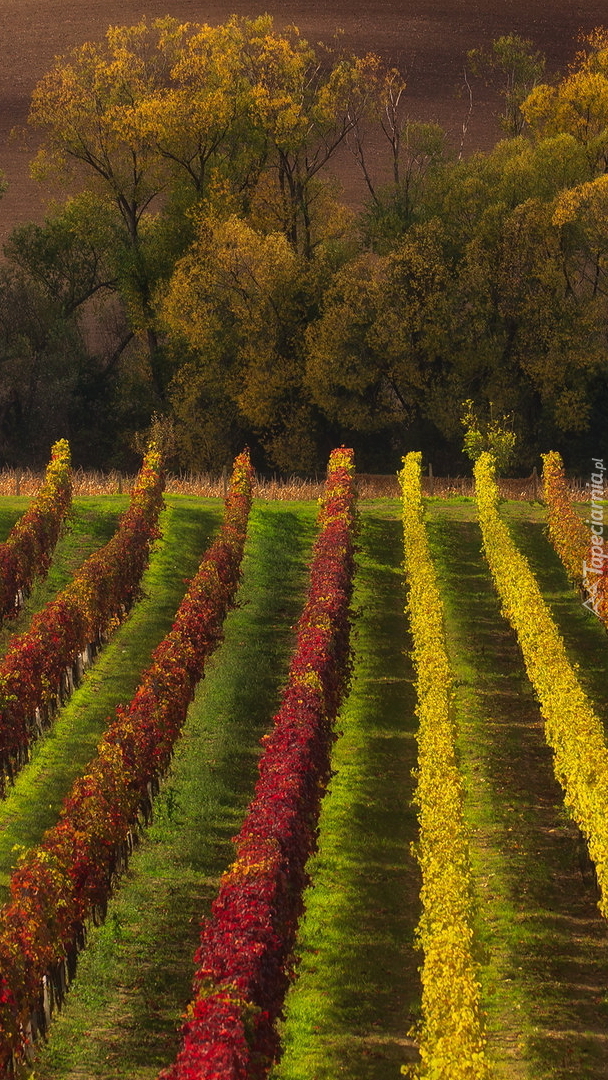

{"left": 521, "top": 29, "right": 608, "bottom": 172}
{"left": 161, "top": 212, "right": 328, "bottom": 471}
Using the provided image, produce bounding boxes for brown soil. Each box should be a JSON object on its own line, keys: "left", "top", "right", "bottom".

{"left": 1, "top": 0, "right": 608, "bottom": 242}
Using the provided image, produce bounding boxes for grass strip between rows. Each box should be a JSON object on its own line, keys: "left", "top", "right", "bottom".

{"left": 30, "top": 501, "right": 318, "bottom": 1079}
{"left": 0, "top": 498, "right": 221, "bottom": 898}
{"left": 399, "top": 452, "right": 489, "bottom": 1080}
{"left": 272, "top": 503, "right": 421, "bottom": 1080}
{"left": 161, "top": 447, "right": 357, "bottom": 1080}
{"left": 0, "top": 444, "right": 164, "bottom": 791}
{"left": 0, "top": 498, "right": 125, "bottom": 662}
{"left": 0, "top": 452, "right": 255, "bottom": 1074}
{"left": 474, "top": 452, "right": 608, "bottom": 917}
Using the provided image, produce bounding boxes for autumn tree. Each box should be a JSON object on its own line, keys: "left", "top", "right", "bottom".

{"left": 305, "top": 221, "right": 454, "bottom": 435}
{"left": 160, "top": 212, "right": 331, "bottom": 470}
{"left": 28, "top": 21, "right": 182, "bottom": 399}
{"left": 27, "top": 15, "right": 379, "bottom": 421}
{"left": 347, "top": 64, "right": 447, "bottom": 246}
{"left": 521, "top": 29, "right": 608, "bottom": 172}
{"left": 234, "top": 18, "right": 379, "bottom": 258}
{"left": 467, "top": 34, "right": 545, "bottom": 136}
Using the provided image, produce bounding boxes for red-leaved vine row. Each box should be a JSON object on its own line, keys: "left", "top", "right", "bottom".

{"left": 0, "top": 443, "right": 165, "bottom": 793}
{"left": 0, "top": 450, "right": 254, "bottom": 1075}
{"left": 160, "top": 447, "right": 357, "bottom": 1080}
{"left": 0, "top": 440, "right": 72, "bottom": 621}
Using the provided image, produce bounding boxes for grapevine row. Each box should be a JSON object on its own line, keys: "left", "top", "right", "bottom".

{"left": 0, "top": 440, "right": 72, "bottom": 621}
{"left": 474, "top": 452, "right": 608, "bottom": 917}
{"left": 161, "top": 447, "right": 357, "bottom": 1080}
{"left": 0, "top": 443, "right": 164, "bottom": 792}
{"left": 541, "top": 450, "right": 607, "bottom": 623}
{"left": 0, "top": 450, "right": 254, "bottom": 1074}
{"left": 399, "top": 452, "right": 489, "bottom": 1080}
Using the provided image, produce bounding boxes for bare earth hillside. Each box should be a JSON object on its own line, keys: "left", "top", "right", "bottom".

{"left": 1, "top": 0, "right": 608, "bottom": 240}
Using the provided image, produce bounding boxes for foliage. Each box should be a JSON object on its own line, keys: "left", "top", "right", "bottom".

{"left": 23, "top": 16, "right": 378, "bottom": 472}
{"left": 161, "top": 212, "right": 334, "bottom": 473}
{"left": 541, "top": 450, "right": 607, "bottom": 621}
{"left": 521, "top": 29, "right": 608, "bottom": 172}
{"left": 541, "top": 451, "right": 588, "bottom": 582}
{"left": 2, "top": 23, "right": 604, "bottom": 474}
{"left": 161, "top": 448, "right": 356, "bottom": 1079}
{"left": 0, "top": 440, "right": 71, "bottom": 620}
{"left": 475, "top": 452, "right": 608, "bottom": 925}
{"left": 0, "top": 451, "right": 254, "bottom": 1070}
{"left": 305, "top": 221, "right": 451, "bottom": 435}
{"left": 398, "top": 452, "right": 489, "bottom": 1080}
{"left": 0, "top": 443, "right": 164, "bottom": 791}
{"left": 359, "top": 119, "right": 447, "bottom": 250}
{"left": 460, "top": 400, "right": 516, "bottom": 475}
{"left": 467, "top": 34, "right": 545, "bottom": 135}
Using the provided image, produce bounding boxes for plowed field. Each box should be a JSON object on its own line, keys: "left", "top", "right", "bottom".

{"left": 1, "top": 0, "right": 608, "bottom": 241}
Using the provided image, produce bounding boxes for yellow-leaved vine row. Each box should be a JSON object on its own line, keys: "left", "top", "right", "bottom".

{"left": 399, "top": 452, "right": 490, "bottom": 1080}
{"left": 474, "top": 452, "right": 608, "bottom": 916}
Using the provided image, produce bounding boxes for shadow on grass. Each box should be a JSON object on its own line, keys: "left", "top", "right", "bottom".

{"left": 0, "top": 499, "right": 125, "bottom": 659}
{"left": 34, "top": 502, "right": 319, "bottom": 1080}
{"left": 274, "top": 511, "right": 422, "bottom": 1080}
{"left": 506, "top": 516, "right": 608, "bottom": 721}
{"left": 0, "top": 501, "right": 221, "bottom": 896}
{"left": 430, "top": 517, "right": 608, "bottom": 1080}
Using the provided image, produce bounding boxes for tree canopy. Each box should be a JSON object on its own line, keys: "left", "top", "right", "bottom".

{"left": 0, "top": 20, "right": 604, "bottom": 472}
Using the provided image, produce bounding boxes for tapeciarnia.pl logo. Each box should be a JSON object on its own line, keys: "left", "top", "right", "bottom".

{"left": 583, "top": 458, "right": 606, "bottom": 617}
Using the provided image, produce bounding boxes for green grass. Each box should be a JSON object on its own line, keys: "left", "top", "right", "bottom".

{"left": 2, "top": 494, "right": 608, "bottom": 1079}
{"left": 426, "top": 503, "right": 608, "bottom": 1080}
{"left": 272, "top": 502, "right": 421, "bottom": 1080}
{"left": 505, "top": 515, "right": 608, "bottom": 721}
{"left": 0, "top": 496, "right": 222, "bottom": 900}
{"left": 31, "top": 500, "right": 319, "bottom": 1080}
{"left": 0, "top": 500, "right": 33, "bottom": 544}
{"left": 0, "top": 498, "right": 125, "bottom": 658}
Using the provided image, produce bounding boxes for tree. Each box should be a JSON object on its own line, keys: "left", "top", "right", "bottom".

{"left": 3, "top": 195, "right": 117, "bottom": 319}
{"left": 29, "top": 22, "right": 171, "bottom": 242}
{"left": 460, "top": 399, "right": 516, "bottom": 474}
{"left": 27, "top": 14, "right": 380, "bottom": 415}
{"left": 521, "top": 30, "right": 608, "bottom": 172}
{"left": 0, "top": 264, "right": 86, "bottom": 465}
{"left": 359, "top": 119, "right": 447, "bottom": 250}
{"left": 305, "top": 221, "right": 453, "bottom": 435}
{"left": 239, "top": 19, "right": 379, "bottom": 257}
{"left": 28, "top": 21, "right": 180, "bottom": 399}
{"left": 347, "top": 63, "right": 447, "bottom": 246}
{"left": 467, "top": 33, "right": 545, "bottom": 136}
{"left": 128, "top": 17, "right": 265, "bottom": 207}
{"left": 160, "top": 212, "right": 331, "bottom": 471}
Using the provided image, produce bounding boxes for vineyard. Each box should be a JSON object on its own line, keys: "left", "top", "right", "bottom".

{"left": 0, "top": 444, "right": 604, "bottom": 1079}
